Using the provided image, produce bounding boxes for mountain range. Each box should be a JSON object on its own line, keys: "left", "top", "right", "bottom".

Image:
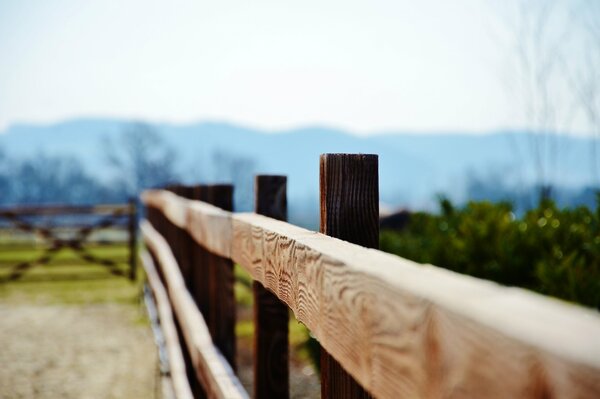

{"left": 1, "top": 118, "right": 596, "bottom": 227}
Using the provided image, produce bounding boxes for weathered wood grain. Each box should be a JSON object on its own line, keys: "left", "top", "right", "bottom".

{"left": 319, "top": 153, "right": 379, "bottom": 249}
{"left": 253, "top": 175, "right": 290, "bottom": 399}
{"left": 141, "top": 220, "right": 248, "bottom": 399}
{"left": 140, "top": 250, "right": 194, "bottom": 399}
{"left": 142, "top": 189, "right": 600, "bottom": 398}
{"left": 231, "top": 213, "right": 600, "bottom": 398}
{"left": 320, "top": 153, "right": 377, "bottom": 398}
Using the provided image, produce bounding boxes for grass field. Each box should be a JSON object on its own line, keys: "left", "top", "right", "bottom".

{"left": 0, "top": 244, "right": 141, "bottom": 305}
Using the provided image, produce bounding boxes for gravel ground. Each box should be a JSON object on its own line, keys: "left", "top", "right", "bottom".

{"left": 0, "top": 303, "right": 159, "bottom": 399}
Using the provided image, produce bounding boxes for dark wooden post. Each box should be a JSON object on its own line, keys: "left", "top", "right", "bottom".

{"left": 146, "top": 206, "right": 158, "bottom": 242}
{"left": 166, "top": 185, "right": 185, "bottom": 275}
{"left": 320, "top": 153, "right": 378, "bottom": 399}
{"left": 165, "top": 184, "right": 207, "bottom": 399}
{"left": 190, "top": 185, "right": 210, "bottom": 318}
{"left": 206, "top": 184, "right": 236, "bottom": 370}
{"left": 128, "top": 197, "right": 138, "bottom": 281}
{"left": 176, "top": 185, "right": 196, "bottom": 284}
{"left": 176, "top": 184, "right": 208, "bottom": 399}
{"left": 164, "top": 185, "right": 181, "bottom": 266}
{"left": 253, "top": 175, "right": 289, "bottom": 399}
{"left": 146, "top": 205, "right": 157, "bottom": 235}
{"left": 147, "top": 202, "right": 163, "bottom": 237}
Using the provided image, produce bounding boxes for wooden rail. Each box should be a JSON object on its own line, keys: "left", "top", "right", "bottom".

{"left": 142, "top": 220, "right": 247, "bottom": 399}
{"left": 140, "top": 249, "right": 194, "bottom": 399}
{"left": 141, "top": 154, "right": 600, "bottom": 399}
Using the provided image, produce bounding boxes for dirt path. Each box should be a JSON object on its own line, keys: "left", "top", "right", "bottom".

{"left": 0, "top": 303, "right": 159, "bottom": 399}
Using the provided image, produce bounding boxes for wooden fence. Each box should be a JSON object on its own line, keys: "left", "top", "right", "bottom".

{"left": 0, "top": 201, "right": 137, "bottom": 281}
{"left": 140, "top": 154, "right": 600, "bottom": 399}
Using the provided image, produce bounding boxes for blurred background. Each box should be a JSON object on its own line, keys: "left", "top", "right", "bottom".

{"left": 0, "top": 0, "right": 598, "bottom": 227}
{"left": 1, "top": 1, "right": 599, "bottom": 398}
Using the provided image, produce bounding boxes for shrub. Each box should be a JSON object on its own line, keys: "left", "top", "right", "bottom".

{"left": 380, "top": 196, "right": 600, "bottom": 309}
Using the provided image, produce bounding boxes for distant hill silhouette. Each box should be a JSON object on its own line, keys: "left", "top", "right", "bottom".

{"left": 1, "top": 118, "right": 596, "bottom": 227}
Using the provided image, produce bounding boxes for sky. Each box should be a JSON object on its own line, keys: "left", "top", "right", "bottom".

{"left": 0, "top": 0, "right": 595, "bottom": 135}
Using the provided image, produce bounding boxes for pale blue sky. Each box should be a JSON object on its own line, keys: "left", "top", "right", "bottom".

{"left": 0, "top": 0, "right": 594, "bottom": 134}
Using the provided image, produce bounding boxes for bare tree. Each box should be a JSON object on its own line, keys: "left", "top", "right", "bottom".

{"left": 493, "top": 0, "right": 577, "bottom": 201}
{"left": 2, "top": 153, "right": 113, "bottom": 205}
{"left": 211, "top": 149, "right": 257, "bottom": 211}
{"left": 566, "top": 0, "right": 600, "bottom": 185}
{"left": 104, "top": 122, "right": 179, "bottom": 196}
{"left": 493, "top": 0, "right": 600, "bottom": 198}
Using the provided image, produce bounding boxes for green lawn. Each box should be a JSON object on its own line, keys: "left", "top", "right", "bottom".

{"left": 0, "top": 244, "right": 142, "bottom": 305}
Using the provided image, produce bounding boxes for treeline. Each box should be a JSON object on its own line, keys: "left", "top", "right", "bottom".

{"left": 0, "top": 124, "right": 175, "bottom": 205}
{"left": 0, "top": 151, "right": 126, "bottom": 205}
{"left": 0, "top": 123, "right": 257, "bottom": 209}
{"left": 0, "top": 121, "right": 596, "bottom": 226}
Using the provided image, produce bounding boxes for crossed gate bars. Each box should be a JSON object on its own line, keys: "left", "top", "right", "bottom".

{"left": 0, "top": 201, "right": 138, "bottom": 281}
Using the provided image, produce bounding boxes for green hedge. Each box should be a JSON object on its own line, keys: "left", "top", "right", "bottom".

{"left": 380, "top": 196, "right": 600, "bottom": 309}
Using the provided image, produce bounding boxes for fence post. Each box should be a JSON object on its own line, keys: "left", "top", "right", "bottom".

{"left": 190, "top": 185, "right": 210, "bottom": 318}
{"left": 319, "top": 153, "right": 378, "bottom": 399}
{"left": 128, "top": 198, "right": 138, "bottom": 281}
{"left": 206, "top": 184, "right": 236, "bottom": 370}
{"left": 165, "top": 184, "right": 207, "bottom": 399}
{"left": 165, "top": 185, "right": 186, "bottom": 278}
{"left": 253, "top": 175, "right": 289, "bottom": 399}
{"left": 164, "top": 185, "right": 181, "bottom": 267}
{"left": 147, "top": 200, "right": 163, "bottom": 238}
{"left": 176, "top": 185, "right": 196, "bottom": 285}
